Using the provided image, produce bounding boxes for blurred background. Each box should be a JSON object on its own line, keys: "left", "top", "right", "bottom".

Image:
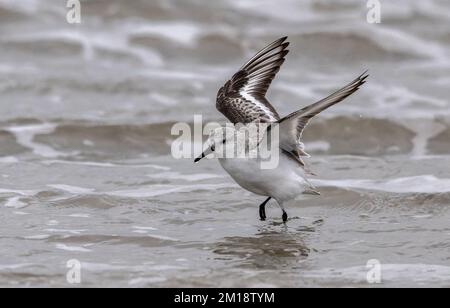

{"left": 0, "top": 0, "right": 449, "bottom": 287}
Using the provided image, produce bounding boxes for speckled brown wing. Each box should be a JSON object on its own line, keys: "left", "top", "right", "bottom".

{"left": 216, "top": 37, "right": 289, "bottom": 123}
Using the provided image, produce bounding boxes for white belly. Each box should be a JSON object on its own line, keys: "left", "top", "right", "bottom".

{"left": 218, "top": 154, "right": 309, "bottom": 203}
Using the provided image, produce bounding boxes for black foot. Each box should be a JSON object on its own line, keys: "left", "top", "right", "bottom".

{"left": 259, "top": 197, "right": 271, "bottom": 221}
{"left": 259, "top": 205, "right": 266, "bottom": 221}
{"left": 282, "top": 210, "right": 288, "bottom": 223}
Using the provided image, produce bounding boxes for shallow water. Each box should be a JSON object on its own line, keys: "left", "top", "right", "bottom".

{"left": 0, "top": 0, "right": 449, "bottom": 287}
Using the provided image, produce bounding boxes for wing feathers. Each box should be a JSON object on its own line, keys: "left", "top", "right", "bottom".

{"left": 274, "top": 71, "right": 368, "bottom": 159}
{"left": 286, "top": 71, "right": 369, "bottom": 124}
{"left": 246, "top": 50, "right": 289, "bottom": 75}
{"left": 240, "top": 37, "right": 288, "bottom": 70}
{"left": 216, "top": 37, "right": 289, "bottom": 123}
{"left": 281, "top": 71, "right": 369, "bottom": 139}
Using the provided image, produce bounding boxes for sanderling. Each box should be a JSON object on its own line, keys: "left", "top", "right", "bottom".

{"left": 195, "top": 37, "right": 368, "bottom": 222}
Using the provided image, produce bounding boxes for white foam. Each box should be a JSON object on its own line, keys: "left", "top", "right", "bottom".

{"left": 371, "top": 84, "right": 448, "bottom": 111}
{"left": 45, "top": 229, "right": 86, "bottom": 234}
{"left": 47, "top": 184, "right": 95, "bottom": 194}
{"left": 42, "top": 160, "right": 117, "bottom": 167}
{"left": 132, "top": 226, "right": 158, "bottom": 234}
{"left": 0, "top": 156, "right": 19, "bottom": 163}
{"left": 0, "top": 263, "right": 34, "bottom": 271}
{"left": 107, "top": 183, "right": 235, "bottom": 198}
{"left": 360, "top": 24, "right": 446, "bottom": 61}
{"left": 80, "top": 262, "right": 130, "bottom": 272}
{"left": 3, "top": 26, "right": 163, "bottom": 65}
{"left": 147, "top": 234, "right": 179, "bottom": 242}
{"left": 24, "top": 234, "right": 50, "bottom": 240}
{"left": 142, "top": 164, "right": 171, "bottom": 171}
{"left": 400, "top": 119, "right": 447, "bottom": 157}
{"left": 229, "top": 0, "right": 319, "bottom": 23}
{"left": 42, "top": 160, "right": 170, "bottom": 170}
{"left": 0, "top": 188, "right": 36, "bottom": 196}
{"left": 55, "top": 244, "right": 91, "bottom": 252}
{"left": 66, "top": 213, "right": 90, "bottom": 218}
{"left": 130, "top": 22, "right": 203, "bottom": 45}
{"left": 133, "top": 226, "right": 158, "bottom": 231}
{"left": 146, "top": 171, "right": 222, "bottom": 182}
{"left": 313, "top": 175, "right": 450, "bottom": 193}
{"left": 148, "top": 92, "right": 178, "bottom": 107}
{"left": 132, "top": 230, "right": 149, "bottom": 234}
{"left": 82, "top": 139, "right": 95, "bottom": 147}
{"left": 46, "top": 220, "right": 59, "bottom": 226}
{"left": 3, "top": 196, "right": 27, "bottom": 208}
{"left": 0, "top": 189, "right": 36, "bottom": 208}
{"left": 412, "top": 214, "right": 433, "bottom": 219}
{"left": 43, "top": 182, "right": 232, "bottom": 201}
{"left": 304, "top": 141, "right": 330, "bottom": 152}
{"left": 139, "top": 68, "right": 216, "bottom": 81}
{"left": 5, "top": 123, "right": 66, "bottom": 158}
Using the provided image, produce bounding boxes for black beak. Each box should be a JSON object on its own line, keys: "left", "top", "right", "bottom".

{"left": 194, "top": 152, "right": 205, "bottom": 163}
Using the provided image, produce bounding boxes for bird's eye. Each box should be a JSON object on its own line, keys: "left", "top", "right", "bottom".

{"left": 211, "top": 144, "right": 215, "bottom": 151}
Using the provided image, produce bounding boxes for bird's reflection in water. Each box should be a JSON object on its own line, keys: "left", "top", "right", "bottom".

{"left": 212, "top": 227, "right": 311, "bottom": 270}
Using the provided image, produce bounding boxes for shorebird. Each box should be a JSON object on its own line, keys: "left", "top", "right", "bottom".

{"left": 195, "top": 36, "right": 368, "bottom": 222}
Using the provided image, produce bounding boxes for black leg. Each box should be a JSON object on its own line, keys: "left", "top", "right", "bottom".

{"left": 282, "top": 210, "right": 288, "bottom": 223}
{"left": 259, "top": 197, "right": 271, "bottom": 221}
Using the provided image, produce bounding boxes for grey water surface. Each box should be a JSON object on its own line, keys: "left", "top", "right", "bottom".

{"left": 0, "top": 0, "right": 449, "bottom": 287}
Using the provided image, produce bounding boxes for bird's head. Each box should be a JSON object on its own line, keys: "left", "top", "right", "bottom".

{"left": 194, "top": 126, "right": 235, "bottom": 163}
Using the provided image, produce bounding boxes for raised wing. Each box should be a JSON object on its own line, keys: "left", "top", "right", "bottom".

{"left": 275, "top": 71, "right": 369, "bottom": 165}
{"left": 216, "top": 37, "right": 289, "bottom": 123}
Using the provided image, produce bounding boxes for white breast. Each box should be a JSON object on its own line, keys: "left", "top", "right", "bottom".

{"left": 218, "top": 153, "right": 309, "bottom": 203}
